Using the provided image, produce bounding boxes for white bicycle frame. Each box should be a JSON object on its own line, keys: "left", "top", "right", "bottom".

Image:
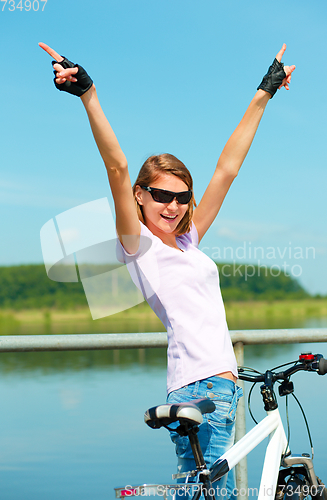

{"left": 218, "top": 407, "right": 288, "bottom": 500}
{"left": 215, "top": 405, "right": 318, "bottom": 500}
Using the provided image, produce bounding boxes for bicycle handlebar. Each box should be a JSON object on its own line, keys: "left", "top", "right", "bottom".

{"left": 238, "top": 353, "right": 327, "bottom": 384}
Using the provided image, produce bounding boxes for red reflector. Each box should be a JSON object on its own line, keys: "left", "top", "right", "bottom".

{"left": 120, "top": 490, "right": 138, "bottom": 496}
{"left": 299, "top": 353, "right": 314, "bottom": 361}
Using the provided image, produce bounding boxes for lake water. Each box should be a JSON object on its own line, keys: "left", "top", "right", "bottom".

{"left": 0, "top": 318, "right": 327, "bottom": 499}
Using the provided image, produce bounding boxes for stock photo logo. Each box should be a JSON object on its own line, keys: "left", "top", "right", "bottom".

{"left": 40, "top": 198, "right": 158, "bottom": 319}
{"left": 201, "top": 242, "right": 316, "bottom": 281}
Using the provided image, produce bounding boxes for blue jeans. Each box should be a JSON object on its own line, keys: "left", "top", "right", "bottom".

{"left": 167, "top": 376, "right": 243, "bottom": 500}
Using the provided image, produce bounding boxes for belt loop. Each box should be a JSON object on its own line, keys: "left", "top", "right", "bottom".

{"left": 192, "top": 380, "right": 199, "bottom": 398}
{"left": 237, "top": 384, "right": 244, "bottom": 399}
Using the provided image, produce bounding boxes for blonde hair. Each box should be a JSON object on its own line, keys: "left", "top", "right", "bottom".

{"left": 133, "top": 153, "right": 196, "bottom": 235}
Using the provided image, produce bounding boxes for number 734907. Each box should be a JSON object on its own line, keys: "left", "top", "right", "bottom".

{"left": 1, "top": 0, "right": 47, "bottom": 11}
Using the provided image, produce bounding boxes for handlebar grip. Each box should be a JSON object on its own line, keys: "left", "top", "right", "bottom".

{"left": 318, "top": 358, "right": 327, "bottom": 375}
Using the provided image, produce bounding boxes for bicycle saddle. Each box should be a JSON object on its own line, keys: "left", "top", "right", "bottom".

{"left": 144, "top": 398, "right": 215, "bottom": 429}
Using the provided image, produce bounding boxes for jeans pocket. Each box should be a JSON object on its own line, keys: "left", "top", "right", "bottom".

{"left": 206, "top": 386, "right": 242, "bottom": 428}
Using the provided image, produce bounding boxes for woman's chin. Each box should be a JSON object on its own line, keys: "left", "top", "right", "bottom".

{"left": 158, "top": 220, "right": 179, "bottom": 233}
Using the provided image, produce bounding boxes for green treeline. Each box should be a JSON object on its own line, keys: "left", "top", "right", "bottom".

{"left": 0, "top": 265, "right": 88, "bottom": 309}
{"left": 0, "top": 263, "right": 313, "bottom": 310}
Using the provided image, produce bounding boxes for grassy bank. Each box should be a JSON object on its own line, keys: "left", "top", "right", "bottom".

{"left": 225, "top": 298, "right": 327, "bottom": 330}
{"left": 1, "top": 298, "right": 327, "bottom": 335}
{"left": 225, "top": 298, "right": 327, "bottom": 321}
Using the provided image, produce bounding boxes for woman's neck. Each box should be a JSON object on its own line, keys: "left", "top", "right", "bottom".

{"left": 145, "top": 221, "right": 180, "bottom": 250}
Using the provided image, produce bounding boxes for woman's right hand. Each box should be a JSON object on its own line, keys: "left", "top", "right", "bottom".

{"left": 39, "top": 42, "right": 93, "bottom": 96}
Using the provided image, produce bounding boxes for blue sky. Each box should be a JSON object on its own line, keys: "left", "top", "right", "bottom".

{"left": 0, "top": 0, "right": 326, "bottom": 295}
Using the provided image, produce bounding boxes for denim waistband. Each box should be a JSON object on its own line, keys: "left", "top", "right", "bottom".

{"left": 169, "top": 375, "right": 242, "bottom": 400}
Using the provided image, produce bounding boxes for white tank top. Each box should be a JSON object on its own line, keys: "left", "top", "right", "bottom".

{"left": 116, "top": 221, "right": 237, "bottom": 394}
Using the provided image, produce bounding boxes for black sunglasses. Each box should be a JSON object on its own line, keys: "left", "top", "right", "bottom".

{"left": 141, "top": 186, "right": 192, "bottom": 205}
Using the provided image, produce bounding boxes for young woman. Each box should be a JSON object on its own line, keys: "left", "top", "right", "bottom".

{"left": 39, "top": 42, "right": 295, "bottom": 499}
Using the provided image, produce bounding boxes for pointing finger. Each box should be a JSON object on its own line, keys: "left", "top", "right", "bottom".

{"left": 38, "top": 42, "right": 63, "bottom": 62}
{"left": 275, "top": 43, "right": 287, "bottom": 62}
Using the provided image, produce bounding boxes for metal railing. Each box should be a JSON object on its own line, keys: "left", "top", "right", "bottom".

{"left": 1, "top": 328, "right": 326, "bottom": 352}
{"left": 1, "top": 328, "right": 326, "bottom": 498}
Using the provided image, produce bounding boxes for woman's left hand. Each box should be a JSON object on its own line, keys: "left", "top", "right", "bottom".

{"left": 276, "top": 43, "right": 296, "bottom": 91}
{"left": 257, "top": 43, "right": 295, "bottom": 98}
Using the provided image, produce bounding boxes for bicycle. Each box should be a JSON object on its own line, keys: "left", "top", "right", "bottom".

{"left": 114, "top": 352, "right": 327, "bottom": 500}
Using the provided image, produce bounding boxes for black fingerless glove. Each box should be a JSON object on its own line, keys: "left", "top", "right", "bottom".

{"left": 257, "top": 58, "right": 286, "bottom": 98}
{"left": 52, "top": 56, "right": 93, "bottom": 97}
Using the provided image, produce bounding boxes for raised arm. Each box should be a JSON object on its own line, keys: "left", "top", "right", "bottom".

{"left": 192, "top": 44, "right": 295, "bottom": 243}
{"left": 39, "top": 43, "right": 140, "bottom": 253}
{"left": 79, "top": 87, "right": 140, "bottom": 252}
